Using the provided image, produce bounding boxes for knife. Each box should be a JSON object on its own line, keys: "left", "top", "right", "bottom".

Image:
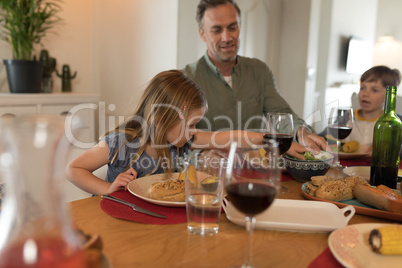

{"left": 101, "top": 195, "right": 166, "bottom": 219}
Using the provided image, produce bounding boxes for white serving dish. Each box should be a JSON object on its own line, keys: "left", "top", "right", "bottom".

{"left": 223, "top": 198, "right": 355, "bottom": 232}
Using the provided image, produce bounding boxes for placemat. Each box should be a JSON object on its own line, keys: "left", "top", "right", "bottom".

{"left": 308, "top": 247, "right": 343, "bottom": 268}
{"left": 100, "top": 190, "right": 187, "bottom": 225}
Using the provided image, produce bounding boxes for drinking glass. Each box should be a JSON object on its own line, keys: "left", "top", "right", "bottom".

{"left": 262, "top": 113, "right": 294, "bottom": 193}
{"left": 327, "top": 107, "right": 354, "bottom": 168}
{"left": 184, "top": 154, "right": 225, "bottom": 236}
{"left": 224, "top": 140, "right": 280, "bottom": 268}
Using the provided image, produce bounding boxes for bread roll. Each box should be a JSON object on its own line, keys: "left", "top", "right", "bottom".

{"left": 148, "top": 179, "right": 185, "bottom": 202}
{"left": 310, "top": 175, "right": 333, "bottom": 186}
{"left": 305, "top": 183, "right": 318, "bottom": 195}
{"left": 354, "top": 184, "right": 402, "bottom": 213}
{"left": 315, "top": 176, "right": 368, "bottom": 201}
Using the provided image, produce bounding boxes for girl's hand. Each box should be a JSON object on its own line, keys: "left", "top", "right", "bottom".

{"left": 107, "top": 167, "right": 137, "bottom": 193}
{"left": 285, "top": 142, "right": 308, "bottom": 160}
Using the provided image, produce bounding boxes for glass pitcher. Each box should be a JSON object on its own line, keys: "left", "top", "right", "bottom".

{"left": 0, "top": 115, "right": 86, "bottom": 267}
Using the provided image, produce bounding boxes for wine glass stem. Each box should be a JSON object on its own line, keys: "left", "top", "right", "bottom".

{"left": 335, "top": 140, "right": 341, "bottom": 167}
{"left": 243, "top": 216, "right": 256, "bottom": 268}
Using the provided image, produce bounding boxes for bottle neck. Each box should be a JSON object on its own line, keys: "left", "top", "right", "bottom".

{"left": 384, "top": 86, "right": 398, "bottom": 114}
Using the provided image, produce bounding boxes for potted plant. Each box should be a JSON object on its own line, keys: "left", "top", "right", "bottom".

{"left": 0, "top": 0, "right": 62, "bottom": 93}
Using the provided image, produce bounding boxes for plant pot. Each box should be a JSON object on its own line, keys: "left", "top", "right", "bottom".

{"left": 3, "top": 60, "right": 44, "bottom": 93}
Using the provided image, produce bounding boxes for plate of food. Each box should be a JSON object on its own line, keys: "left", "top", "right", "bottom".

{"left": 127, "top": 173, "right": 186, "bottom": 207}
{"left": 301, "top": 175, "right": 402, "bottom": 222}
{"left": 330, "top": 141, "right": 370, "bottom": 159}
{"left": 328, "top": 223, "right": 402, "bottom": 268}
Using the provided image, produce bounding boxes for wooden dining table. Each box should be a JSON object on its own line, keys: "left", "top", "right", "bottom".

{"left": 69, "top": 158, "right": 400, "bottom": 268}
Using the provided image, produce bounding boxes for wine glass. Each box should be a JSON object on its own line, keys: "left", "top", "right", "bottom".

{"left": 262, "top": 113, "right": 294, "bottom": 193}
{"left": 327, "top": 107, "right": 354, "bottom": 168}
{"left": 224, "top": 139, "right": 280, "bottom": 268}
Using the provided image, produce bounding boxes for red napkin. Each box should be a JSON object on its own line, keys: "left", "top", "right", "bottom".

{"left": 308, "top": 247, "right": 343, "bottom": 268}
{"left": 100, "top": 190, "right": 187, "bottom": 225}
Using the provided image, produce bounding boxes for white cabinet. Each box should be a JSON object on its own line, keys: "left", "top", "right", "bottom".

{"left": 0, "top": 93, "right": 99, "bottom": 202}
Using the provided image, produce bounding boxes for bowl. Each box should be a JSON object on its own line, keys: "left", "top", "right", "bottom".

{"left": 283, "top": 151, "right": 334, "bottom": 182}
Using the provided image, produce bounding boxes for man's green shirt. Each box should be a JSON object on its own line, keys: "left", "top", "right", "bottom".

{"left": 184, "top": 53, "right": 308, "bottom": 134}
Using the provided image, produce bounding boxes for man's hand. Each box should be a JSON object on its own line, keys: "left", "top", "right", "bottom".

{"left": 297, "top": 127, "right": 329, "bottom": 153}
{"left": 285, "top": 142, "right": 308, "bottom": 160}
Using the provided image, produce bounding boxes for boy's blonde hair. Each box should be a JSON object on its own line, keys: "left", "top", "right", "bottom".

{"left": 361, "top": 65, "right": 401, "bottom": 87}
{"left": 104, "top": 70, "right": 207, "bottom": 173}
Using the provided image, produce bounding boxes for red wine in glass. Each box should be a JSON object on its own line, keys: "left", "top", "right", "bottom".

{"left": 263, "top": 133, "right": 293, "bottom": 155}
{"left": 226, "top": 182, "right": 276, "bottom": 215}
{"left": 328, "top": 126, "right": 352, "bottom": 140}
{"left": 328, "top": 107, "right": 354, "bottom": 168}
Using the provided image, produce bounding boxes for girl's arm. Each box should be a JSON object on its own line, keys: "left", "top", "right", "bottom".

{"left": 65, "top": 140, "right": 136, "bottom": 195}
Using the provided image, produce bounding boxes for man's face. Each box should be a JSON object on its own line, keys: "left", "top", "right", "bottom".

{"left": 199, "top": 3, "right": 240, "bottom": 64}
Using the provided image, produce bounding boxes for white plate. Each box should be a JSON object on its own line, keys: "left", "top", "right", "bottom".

{"left": 331, "top": 144, "right": 370, "bottom": 159}
{"left": 127, "top": 173, "right": 185, "bottom": 207}
{"left": 343, "top": 166, "right": 370, "bottom": 180}
{"left": 223, "top": 198, "right": 355, "bottom": 232}
{"left": 343, "top": 166, "right": 402, "bottom": 185}
{"left": 328, "top": 223, "right": 402, "bottom": 268}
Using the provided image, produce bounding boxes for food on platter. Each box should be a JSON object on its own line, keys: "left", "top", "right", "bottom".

{"left": 342, "top": 140, "right": 359, "bottom": 153}
{"left": 307, "top": 176, "right": 369, "bottom": 201}
{"left": 305, "top": 176, "right": 332, "bottom": 195}
{"left": 354, "top": 184, "right": 402, "bottom": 214}
{"left": 369, "top": 225, "right": 402, "bottom": 255}
{"left": 147, "top": 179, "right": 185, "bottom": 202}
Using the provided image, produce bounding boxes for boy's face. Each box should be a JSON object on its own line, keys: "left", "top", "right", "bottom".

{"left": 358, "top": 79, "right": 386, "bottom": 114}
{"left": 166, "top": 107, "right": 206, "bottom": 147}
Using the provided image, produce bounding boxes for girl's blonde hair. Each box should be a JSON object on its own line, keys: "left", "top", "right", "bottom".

{"left": 103, "top": 70, "right": 207, "bottom": 174}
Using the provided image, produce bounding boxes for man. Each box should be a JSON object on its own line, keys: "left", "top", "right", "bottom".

{"left": 184, "top": 0, "right": 327, "bottom": 154}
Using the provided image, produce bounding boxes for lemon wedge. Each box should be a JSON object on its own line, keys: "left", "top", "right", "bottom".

{"left": 179, "top": 164, "right": 197, "bottom": 185}
{"left": 259, "top": 147, "right": 266, "bottom": 158}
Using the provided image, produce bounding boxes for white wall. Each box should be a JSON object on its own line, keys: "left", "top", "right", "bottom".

{"left": 92, "top": 0, "right": 179, "bottom": 134}
{"left": 373, "top": 0, "right": 402, "bottom": 77}
{"left": 277, "top": 0, "right": 312, "bottom": 121}
{"left": 0, "top": 0, "right": 179, "bottom": 135}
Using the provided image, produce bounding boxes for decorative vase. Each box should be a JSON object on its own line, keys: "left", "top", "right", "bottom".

{"left": 3, "top": 60, "right": 44, "bottom": 94}
{"left": 0, "top": 115, "right": 86, "bottom": 267}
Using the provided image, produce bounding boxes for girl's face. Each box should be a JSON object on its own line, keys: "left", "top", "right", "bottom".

{"left": 358, "top": 79, "right": 386, "bottom": 114}
{"left": 166, "top": 107, "right": 206, "bottom": 147}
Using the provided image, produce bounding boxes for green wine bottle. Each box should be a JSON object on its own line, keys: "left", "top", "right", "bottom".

{"left": 370, "top": 86, "right": 402, "bottom": 189}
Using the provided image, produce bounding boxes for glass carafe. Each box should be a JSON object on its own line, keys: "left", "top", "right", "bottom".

{"left": 0, "top": 115, "right": 85, "bottom": 268}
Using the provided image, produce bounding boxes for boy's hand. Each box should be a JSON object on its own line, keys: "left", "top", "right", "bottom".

{"left": 108, "top": 167, "right": 137, "bottom": 193}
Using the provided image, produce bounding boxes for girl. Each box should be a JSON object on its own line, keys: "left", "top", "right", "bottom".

{"left": 66, "top": 70, "right": 306, "bottom": 195}
{"left": 343, "top": 65, "right": 401, "bottom": 153}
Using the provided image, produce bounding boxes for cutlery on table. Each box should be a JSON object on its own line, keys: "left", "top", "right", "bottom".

{"left": 101, "top": 194, "right": 166, "bottom": 219}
